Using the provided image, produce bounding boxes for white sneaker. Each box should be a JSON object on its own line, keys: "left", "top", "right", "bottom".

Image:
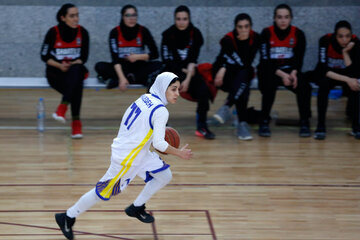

{"left": 213, "top": 105, "right": 232, "bottom": 124}
{"left": 237, "top": 121, "right": 253, "bottom": 140}
{"left": 52, "top": 113, "right": 66, "bottom": 124}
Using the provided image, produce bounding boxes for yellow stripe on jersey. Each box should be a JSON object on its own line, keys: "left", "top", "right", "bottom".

{"left": 99, "top": 129, "right": 153, "bottom": 199}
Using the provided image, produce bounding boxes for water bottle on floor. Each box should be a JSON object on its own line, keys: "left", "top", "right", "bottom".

{"left": 232, "top": 108, "right": 238, "bottom": 127}
{"left": 37, "top": 98, "right": 45, "bottom": 132}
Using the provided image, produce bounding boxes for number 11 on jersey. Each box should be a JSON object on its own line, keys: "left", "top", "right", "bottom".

{"left": 124, "top": 103, "right": 142, "bottom": 130}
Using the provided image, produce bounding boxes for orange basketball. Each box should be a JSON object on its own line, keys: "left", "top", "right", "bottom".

{"left": 165, "top": 127, "right": 180, "bottom": 148}
{"left": 157, "top": 127, "right": 180, "bottom": 155}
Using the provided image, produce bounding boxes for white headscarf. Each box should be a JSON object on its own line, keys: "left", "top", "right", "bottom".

{"left": 149, "top": 72, "right": 178, "bottom": 105}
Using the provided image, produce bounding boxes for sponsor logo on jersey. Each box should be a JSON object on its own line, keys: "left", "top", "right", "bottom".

{"left": 290, "top": 38, "right": 294, "bottom": 46}
{"left": 270, "top": 47, "right": 294, "bottom": 59}
{"left": 177, "top": 48, "right": 189, "bottom": 60}
{"left": 327, "top": 58, "right": 345, "bottom": 69}
{"left": 55, "top": 48, "right": 81, "bottom": 55}
{"left": 52, "top": 48, "right": 81, "bottom": 60}
{"left": 118, "top": 47, "right": 145, "bottom": 58}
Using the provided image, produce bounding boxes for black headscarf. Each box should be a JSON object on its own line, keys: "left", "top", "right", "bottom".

{"left": 119, "top": 4, "right": 140, "bottom": 41}
{"left": 331, "top": 20, "right": 353, "bottom": 53}
{"left": 56, "top": 3, "right": 78, "bottom": 42}
{"left": 172, "top": 5, "right": 194, "bottom": 49}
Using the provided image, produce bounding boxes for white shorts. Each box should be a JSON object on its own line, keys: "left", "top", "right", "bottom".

{"left": 95, "top": 150, "right": 169, "bottom": 201}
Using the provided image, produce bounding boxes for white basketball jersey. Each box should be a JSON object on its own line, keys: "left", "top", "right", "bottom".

{"left": 110, "top": 94, "right": 166, "bottom": 165}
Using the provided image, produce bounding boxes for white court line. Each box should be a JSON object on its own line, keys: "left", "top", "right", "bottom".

{"left": 0, "top": 126, "right": 117, "bottom": 130}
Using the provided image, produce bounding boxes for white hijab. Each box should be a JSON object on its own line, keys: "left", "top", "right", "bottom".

{"left": 149, "top": 72, "right": 178, "bottom": 105}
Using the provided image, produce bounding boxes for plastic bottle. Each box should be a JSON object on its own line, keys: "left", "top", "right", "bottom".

{"left": 232, "top": 108, "right": 238, "bottom": 127}
{"left": 37, "top": 98, "right": 45, "bottom": 132}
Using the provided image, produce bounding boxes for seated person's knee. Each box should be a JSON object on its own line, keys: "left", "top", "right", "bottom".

{"left": 68, "top": 64, "right": 83, "bottom": 74}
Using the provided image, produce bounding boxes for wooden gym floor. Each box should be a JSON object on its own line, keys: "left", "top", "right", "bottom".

{"left": 0, "top": 88, "right": 359, "bottom": 240}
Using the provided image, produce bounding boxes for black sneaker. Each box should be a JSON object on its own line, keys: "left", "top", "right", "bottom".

{"left": 299, "top": 120, "right": 311, "bottom": 137}
{"left": 259, "top": 121, "right": 271, "bottom": 137}
{"left": 314, "top": 127, "right": 326, "bottom": 140}
{"left": 351, "top": 131, "right": 360, "bottom": 140}
{"left": 126, "top": 73, "right": 136, "bottom": 84}
{"left": 55, "top": 212, "right": 76, "bottom": 240}
{"left": 125, "top": 204, "right": 154, "bottom": 223}
{"left": 355, "top": 132, "right": 360, "bottom": 140}
{"left": 97, "top": 75, "right": 105, "bottom": 83}
{"left": 106, "top": 78, "right": 119, "bottom": 89}
{"left": 195, "top": 127, "right": 216, "bottom": 139}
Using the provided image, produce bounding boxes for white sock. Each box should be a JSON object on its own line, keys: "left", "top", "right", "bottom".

{"left": 133, "top": 168, "right": 172, "bottom": 207}
{"left": 66, "top": 188, "right": 101, "bottom": 218}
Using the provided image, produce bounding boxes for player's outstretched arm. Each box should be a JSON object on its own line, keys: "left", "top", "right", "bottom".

{"left": 164, "top": 144, "right": 193, "bottom": 160}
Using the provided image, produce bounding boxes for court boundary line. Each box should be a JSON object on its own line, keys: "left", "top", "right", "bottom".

{"left": 0, "top": 209, "right": 217, "bottom": 240}
{"left": 0, "top": 183, "right": 359, "bottom": 188}
{"left": 0, "top": 221, "right": 134, "bottom": 240}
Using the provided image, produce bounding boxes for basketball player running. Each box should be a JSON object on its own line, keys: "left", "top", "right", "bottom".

{"left": 55, "top": 72, "right": 193, "bottom": 240}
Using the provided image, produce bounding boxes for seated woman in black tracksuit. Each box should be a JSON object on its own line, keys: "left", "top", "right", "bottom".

{"left": 40, "top": 3, "right": 89, "bottom": 139}
{"left": 95, "top": 5, "right": 162, "bottom": 90}
{"left": 161, "top": 5, "right": 215, "bottom": 139}
{"left": 212, "top": 13, "right": 260, "bottom": 140}
{"left": 311, "top": 20, "right": 360, "bottom": 140}
{"left": 257, "top": 4, "right": 312, "bottom": 138}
